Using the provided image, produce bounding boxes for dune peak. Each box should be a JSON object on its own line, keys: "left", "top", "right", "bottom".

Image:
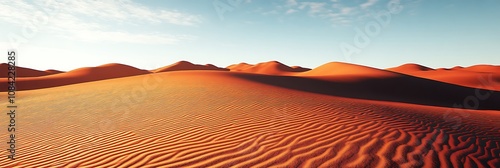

{"left": 387, "top": 63, "right": 433, "bottom": 73}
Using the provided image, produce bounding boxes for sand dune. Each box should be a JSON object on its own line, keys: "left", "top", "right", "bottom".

{"left": 45, "top": 69, "right": 65, "bottom": 75}
{"left": 1, "top": 71, "right": 499, "bottom": 167}
{"left": 235, "top": 71, "right": 500, "bottom": 110}
{"left": 387, "top": 64, "right": 500, "bottom": 91}
{"left": 290, "top": 65, "right": 311, "bottom": 72}
{"left": 227, "top": 61, "right": 310, "bottom": 75}
{"left": 0, "top": 63, "right": 150, "bottom": 91}
{"left": 152, "top": 61, "right": 227, "bottom": 73}
{"left": 299, "top": 62, "right": 400, "bottom": 79}
{"left": 226, "top": 62, "right": 254, "bottom": 71}
{"left": 461, "top": 64, "right": 500, "bottom": 73}
{"left": 386, "top": 63, "right": 434, "bottom": 73}
{"left": 0, "top": 63, "right": 63, "bottom": 77}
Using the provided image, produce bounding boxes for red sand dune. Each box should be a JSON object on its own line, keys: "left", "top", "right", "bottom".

{"left": 461, "top": 64, "right": 500, "bottom": 73}
{"left": 290, "top": 65, "right": 311, "bottom": 72}
{"left": 226, "top": 62, "right": 254, "bottom": 71}
{"left": 152, "top": 61, "right": 227, "bottom": 73}
{"left": 386, "top": 63, "right": 434, "bottom": 73}
{"left": 227, "top": 61, "right": 310, "bottom": 75}
{"left": 237, "top": 71, "right": 500, "bottom": 110}
{"left": 299, "top": 62, "right": 400, "bottom": 79}
{"left": 1, "top": 70, "right": 499, "bottom": 167}
{"left": 0, "top": 63, "right": 150, "bottom": 91}
{"left": 387, "top": 64, "right": 500, "bottom": 91}
{"left": 45, "top": 69, "right": 64, "bottom": 75}
{"left": 0, "top": 63, "right": 64, "bottom": 77}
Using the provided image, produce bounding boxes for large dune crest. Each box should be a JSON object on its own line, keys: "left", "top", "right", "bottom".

{"left": 386, "top": 63, "right": 434, "bottom": 73}
{"left": 2, "top": 61, "right": 500, "bottom": 92}
{"left": 298, "top": 62, "right": 400, "bottom": 78}
{"left": 461, "top": 64, "right": 500, "bottom": 73}
{"left": 227, "top": 61, "right": 310, "bottom": 75}
{"left": 387, "top": 64, "right": 500, "bottom": 91}
{"left": 64, "top": 63, "right": 150, "bottom": 78}
{"left": 152, "top": 61, "right": 227, "bottom": 73}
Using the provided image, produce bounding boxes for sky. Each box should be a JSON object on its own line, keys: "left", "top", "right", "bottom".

{"left": 0, "top": 0, "right": 499, "bottom": 71}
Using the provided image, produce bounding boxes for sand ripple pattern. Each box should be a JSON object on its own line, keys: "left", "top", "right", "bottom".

{"left": 0, "top": 73, "right": 499, "bottom": 167}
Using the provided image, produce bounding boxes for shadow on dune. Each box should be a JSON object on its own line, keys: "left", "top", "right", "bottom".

{"left": 232, "top": 73, "right": 500, "bottom": 110}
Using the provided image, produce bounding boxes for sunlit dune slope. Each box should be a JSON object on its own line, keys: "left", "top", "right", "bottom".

{"left": 226, "top": 62, "right": 254, "bottom": 71}
{"left": 227, "top": 61, "right": 310, "bottom": 75}
{"left": 1, "top": 71, "right": 499, "bottom": 167}
{"left": 386, "top": 63, "right": 434, "bottom": 73}
{"left": 152, "top": 61, "right": 227, "bottom": 73}
{"left": 299, "top": 62, "right": 399, "bottom": 78}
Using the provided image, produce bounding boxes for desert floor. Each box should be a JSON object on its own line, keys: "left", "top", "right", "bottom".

{"left": 1, "top": 62, "right": 500, "bottom": 167}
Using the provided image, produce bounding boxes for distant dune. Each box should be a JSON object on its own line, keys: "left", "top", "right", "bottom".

{"left": 3, "top": 61, "right": 500, "bottom": 93}
{"left": 387, "top": 64, "right": 500, "bottom": 90}
{"left": 0, "top": 63, "right": 150, "bottom": 91}
{"left": 45, "top": 69, "right": 65, "bottom": 75}
{"left": 386, "top": 63, "right": 434, "bottom": 73}
{"left": 152, "top": 61, "right": 227, "bottom": 73}
{"left": 226, "top": 62, "right": 254, "bottom": 71}
{"left": 290, "top": 65, "right": 311, "bottom": 72}
{"left": 0, "top": 63, "right": 64, "bottom": 77}
{"left": 299, "top": 62, "right": 399, "bottom": 78}
{"left": 227, "top": 61, "right": 310, "bottom": 75}
{"left": 1, "top": 70, "right": 499, "bottom": 167}
{"left": 461, "top": 64, "right": 500, "bottom": 73}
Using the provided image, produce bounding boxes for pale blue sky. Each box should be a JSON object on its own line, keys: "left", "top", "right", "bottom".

{"left": 1, "top": 0, "right": 499, "bottom": 71}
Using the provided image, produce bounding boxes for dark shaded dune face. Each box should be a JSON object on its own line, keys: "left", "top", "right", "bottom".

{"left": 44, "top": 69, "right": 65, "bottom": 75}
{"left": 0, "top": 63, "right": 55, "bottom": 77}
{"left": 233, "top": 72, "right": 500, "bottom": 110}
{"left": 290, "top": 66, "right": 311, "bottom": 72}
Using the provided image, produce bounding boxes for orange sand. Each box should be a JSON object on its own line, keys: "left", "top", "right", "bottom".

{"left": 387, "top": 64, "right": 500, "bottom": 91}
{"left": 227, "top": 61, "right": 310, "bottom": 75}
{"left": 152, "top": 61, "right": 227, "bottom": 73}
{"left": 0, "top": 61, "right": 499, "bottom": 167}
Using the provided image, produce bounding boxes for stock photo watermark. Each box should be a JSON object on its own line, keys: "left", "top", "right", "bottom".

{"left": 6, "top": 50, "right": 17, "bottom": 160}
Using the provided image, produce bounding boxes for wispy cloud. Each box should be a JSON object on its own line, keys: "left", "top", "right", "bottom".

{"left": 360, "top": 0, "right": 379, "bottom": 9}
{"left": 286, "top": 0, "right": 298, "bottom": 6}
{"left": 276, "top": 0, "right": 420, "bottom": 26}
{"left": 0, "top": 0, "right": 201, "bottom": 45}
{"left": 286, "top": 9, "right": 298, "bottom": 14}
{"left": 50, "top": 14, "right": 195, "bottom": 44}
{"left": 300, "top": 2, "right": 327, "bottom": 14}
{"left": 64, "top": 0, "right": 201, "bottom": 26}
